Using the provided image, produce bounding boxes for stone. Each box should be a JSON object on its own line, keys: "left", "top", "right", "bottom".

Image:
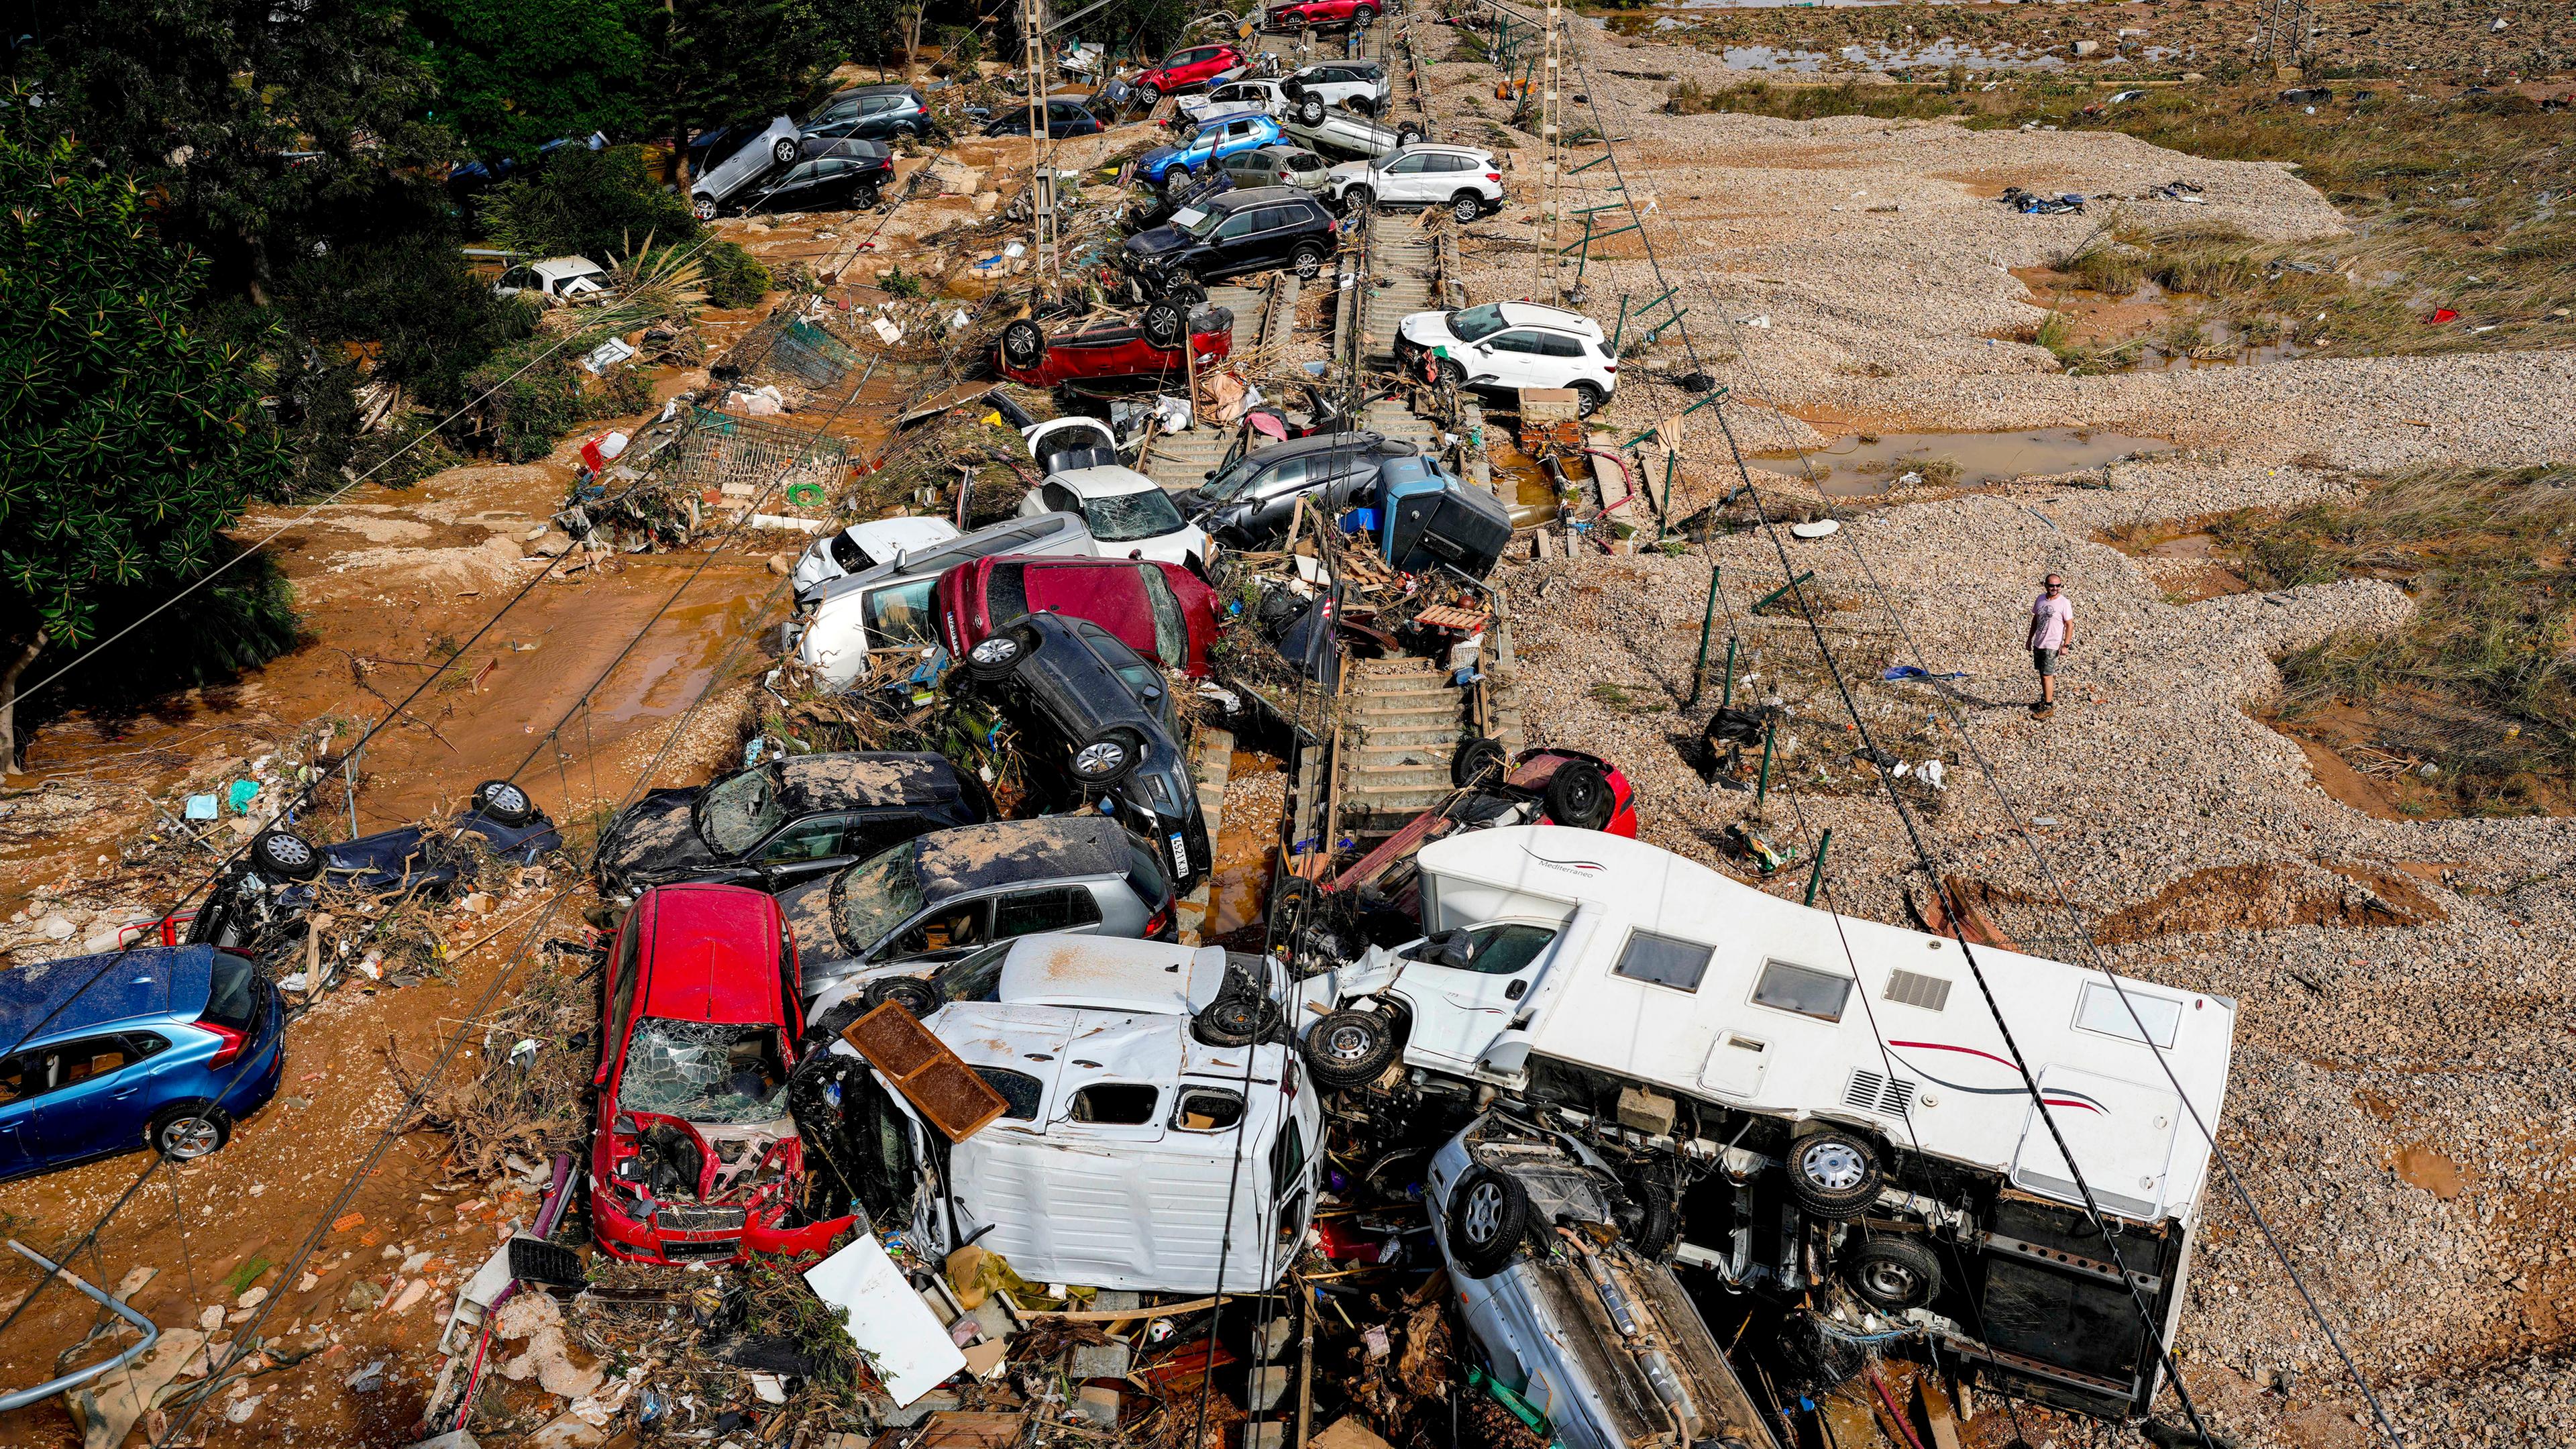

{"left": 969, "top": 1297, "right": 1017, "bottom": 1343}
{"left": 2072, "top": 38, "right": 2099, "bottom": 55}
{"left": 1075, "top": 1386, "right": 1121, "bottom": 1428}
{"left": 342, "top": 1281, "right": 386, "bottom": 1315}
{"left": 766, "top": 552, "right": 794, "bottom": 576}
{"left": 36, "top": 914, "right": 74, "bottom": 941}
{"left": 1615, "top": 1084, "right": 1677, "bottom": 1136}
{"left": 1089, "top": 1289, "right": 1142, "bottom": 1312}
{"left": 1311, "top": 1418, "right": 1394, "bottom": 1449}
{"left": 402, "top": 1434, "right": 482, "bottom": 1449}
{"left": 1246, "top": 1365, "right": 1291, "bottom": 1413}
{"left": 234, "top": 1286, "right": 268, "bottom": 1310}
{"left": 878, "top": 1390, "right": 961, "bottom": 1428}
{"left": 1252, "top": 1316, "right": 1293, "bottom": 1362}
{"left": 1068, "top": 1342, "right": 1132, "bottom": 1379}
{"left": 198, "top": 1305, "right": 225, "bottom": 1331}
{"left": 972, "top": 191, "right": 1002, "bottom": 215}
{"left": 527, "top": 531, "right": 578, "bottom": 559}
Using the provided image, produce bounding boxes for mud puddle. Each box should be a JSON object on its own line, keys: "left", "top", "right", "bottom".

{"left": 1203, "top": 749, "right": 1284, "bottom": 943}
{"left": 1750, "top": 427, "right": 2169, "bottom": 496}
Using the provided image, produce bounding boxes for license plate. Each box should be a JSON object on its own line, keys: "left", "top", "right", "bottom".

{"left": 1169, "top": 832, "right": 1189, "bottom": 877}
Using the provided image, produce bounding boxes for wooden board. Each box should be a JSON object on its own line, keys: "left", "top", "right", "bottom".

{"left": 841, "top": 1002, "right": 1010, "bottom": 1141}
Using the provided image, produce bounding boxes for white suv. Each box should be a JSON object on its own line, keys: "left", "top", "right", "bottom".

{"left": 1328, "top": 144, "right": 1503, "bottom": 222}
{"left": 1177, "top": 77, "right": 1291, "bottom": 127}
{"left": 1396, "top": 299, "right": 1617, "bottom": 415}
{"left": 1283, "top": 61, "right": 1390, "bottom": 119}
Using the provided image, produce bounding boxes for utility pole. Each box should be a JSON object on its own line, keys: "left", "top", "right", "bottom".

{"left": 1537, "top": 0, "right": 1562, "bottom": 301}
{"left": 2252, "top": 0, "right": 2312, "bottom": 74}
{"left": 1022, "top": 0, "right": 1060, "bottom": 292}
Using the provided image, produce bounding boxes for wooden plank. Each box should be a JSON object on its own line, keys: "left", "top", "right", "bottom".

{"left": 841, "top": 1003, "right": 1008, "bottom": 1141}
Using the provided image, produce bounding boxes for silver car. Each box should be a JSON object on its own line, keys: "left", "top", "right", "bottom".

{"left": 1220, "top": 144, "right": 1330, "bottom": 194}
{"left": 690, "top": 116, "right": 801, "bottom": 220}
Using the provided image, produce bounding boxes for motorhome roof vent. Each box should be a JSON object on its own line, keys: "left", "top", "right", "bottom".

{"left": 1844, "top": 1069, "right": 1915, "bottom": 1120}
{"left": 1883, "top": 968, "right": 1952, "bottom": 1012}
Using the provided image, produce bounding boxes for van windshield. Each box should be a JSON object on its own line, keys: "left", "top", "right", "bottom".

{"left": 832, "top": 843, "right": 927, "bottom": 951}
{"left": 619, "top": 1019, "right": 787, "bottom": 1124}
{"left": 697, "top": 765, "right": 786, "bottom": 855}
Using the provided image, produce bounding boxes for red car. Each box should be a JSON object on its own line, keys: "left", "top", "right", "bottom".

{"left": 995, "top": 305, "right": 1234, "bottom": 388}
{"left": 936, "top": 553, "right": 1220, "bottom": 678}
{"left": 590, "top": 883, "right": 853, "bottom": 1265}
{"left": 1267, "top": 0, "right": 1377, "bottom": 28}
{"left": 1132, "top": 43, "right": 1247, "bottom": 105}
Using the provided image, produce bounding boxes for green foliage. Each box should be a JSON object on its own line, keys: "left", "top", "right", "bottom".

{"left": 0, "top": 109, "right": 292, "bottom": 657}
{"left": 879, "top": 266, "right": 925, "bottom": 299}
{"left": 463, "top": 333, "right": 655, "bottom": 463}
{"left": 698, "top": 239, "right": 773, "bottom": 309}
{"left": 488, "top": 145, "right": 699, "bottom": 260}
{"left": 641, "top": 0, "right": 848, "bottom": 156}
{"left": 411, "top": 0, "right": 655, "bottom": 160}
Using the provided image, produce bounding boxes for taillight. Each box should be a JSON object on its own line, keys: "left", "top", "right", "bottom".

{"left": 1604, "top": 364, "right": 1617, "bottom": 373}
{"left": 1144, "top": 902, "right": 1175, "bottom": 939}
{"left": 1485, "top": 172, "right": 1501, "bottom": 181}
{"left": 203, "top": 1022, "right": 246, "bottom": 1068}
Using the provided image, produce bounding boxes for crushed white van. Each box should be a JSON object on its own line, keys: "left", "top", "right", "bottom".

{"left": 830, "top": 933, "right": 1324, "bottom": 1295}
{"left": 1299, "top": 825, "right": 2237, "bottom": 1421}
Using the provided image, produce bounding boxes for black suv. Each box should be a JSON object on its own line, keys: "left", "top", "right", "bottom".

{"left": 737, "top": 149, "right": 894, "bottom": 214}
{"left": 804, "top": 85, "right": 936, "bottom": 147}
{"left": 952, "top": 611, "right": 1210, "bottom": 890}
{"left": 595, "top": 751, "right": 990, "bottom": 896}
{"left": 1124, "top": 186, "right": 1338, "bottom": 294}
{"left": 985, "top": 96, "right": 1107, "bottom": 138}
{"left": 1175, "top": 431, "right": 1419, "bottom": 547}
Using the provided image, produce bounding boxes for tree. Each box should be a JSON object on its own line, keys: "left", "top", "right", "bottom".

{"left": 409, "top": 0, "right": 656, "bottom": 160}
{"left": 0, "top": 108, "right": 293, "bottom": 767}
{"left": 486, "top": 144, "right": 699, "bottom": 260}
{"left": 639, "top": 0, "right": 846, "bottom": 184}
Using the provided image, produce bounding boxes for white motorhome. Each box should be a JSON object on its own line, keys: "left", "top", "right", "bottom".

{"left": 1299, "top": 826, "right": 2237, "bottom": 1421}
{"left": 833, "top": 934, "right": 1324, "bottom": 1295}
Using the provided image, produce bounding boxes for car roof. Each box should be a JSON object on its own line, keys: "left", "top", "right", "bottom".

{"left": 927, "top": 1002, "right": 1295, "bottom": 1137}
{"left": 635, "top": 885, "right": 785, "bottom": 1024}
{"left": 1215, "top": 185, "right": 1313, "bottom": 211}
{"left": 778, "top": 751, "right": 965, "bottom": 810}
{"left": 1051, "top": 464, "right": 1164, "bottom": 498}
{"left": 911, "top": 816, "right": 1134, "bottom": 899}
{"left": 1244, "top": 428, "right": 1401, "bottom": 462}
{"left": 1196, "top": 109, "right": 1272, "bottom": 129}
{"left": 810, "top": 513, "right": 1093, "bottom": 606}
{"left": 1491, "top": 301, "right": 1607, "bottom": 336}
{"left": 994, "top": 934, "right": 1228, "bottom": 1014}
{"left": 0, "top": 945, "right": 213, "bottom": 1041}
{"left": 836, "top": 83, "right": 921, "bottom": 97}
{"left": 531, "top": 256, "right": 604, "bottom": 282}
{"left": 1010, "top": 613, "right": 1172, "bottom": 741}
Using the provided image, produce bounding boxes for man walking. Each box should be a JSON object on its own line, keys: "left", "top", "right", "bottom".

{"left": 2029, "top": 573, "right": 2074, "bottom": 715}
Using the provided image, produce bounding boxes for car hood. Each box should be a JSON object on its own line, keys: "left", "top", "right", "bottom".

{"left": 1327, "top": 158, "right": 1373, "bottom": 183}
{"left": 596, "top": 791, "right": 718, "bottom": 890}
{"left": 1138, "top": 144, "right": 1183, "bottom": 172}
{"left": 1104, "top": 523, "right": 1210, "bottom": 568}
{"left": 1125, "top": 227, "right": 1186, "bottom": 261}
{"left": 1398, "top": 311, "right": 1458, "bottom": 350}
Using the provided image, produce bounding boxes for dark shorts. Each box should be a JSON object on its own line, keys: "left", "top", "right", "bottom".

{"left": 2033, "top": 647, "right": 2059, "bottom": 676}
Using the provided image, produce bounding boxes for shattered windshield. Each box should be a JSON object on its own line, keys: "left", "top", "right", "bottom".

{"left": 618, "top": 1018, "right": 788, "bottom": 1124}
{"left": 1169, "top": 207, "right": 1219, "bottom": 238}
{"left": 697, "top": 766, "right": 786, "bottom": 856}
{"left": 830, "top": 842, "right": 927, "bottom": 952}
{"left": 1448, "top": 303, "right": 1507, "bottom": 343}
{"left": 1082, "top": 489, "right": 1188, "bottom": 543}
{"left": 1199, "top": 451, "right": 1269, "bottom": 503}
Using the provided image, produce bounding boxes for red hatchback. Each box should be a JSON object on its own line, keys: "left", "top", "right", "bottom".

{"left": 1133, "top": 43, "right": 1247, "bottom": 105}
{"left": 590, "top": 884, "right": 853, "bottom": 1265}
{"left": 1267, "top": 0, "right": 1376, "bottom": 27}
{"left": 995, "top": 307, "right": 1234, "bottom": 388}
{"left": 936, "top": 553, "right": 1219, "bottom": 678}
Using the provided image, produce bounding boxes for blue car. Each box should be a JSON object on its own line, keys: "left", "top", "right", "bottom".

{"left": 1138, "top": 111, "right": 1283, "bottom": 193}
{"left": 0, "top": 945, "right": 286, "bottom": 1179}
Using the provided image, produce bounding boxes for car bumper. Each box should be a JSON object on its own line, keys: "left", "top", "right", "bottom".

{"left": 592, "top": 1191, "right": 850, "bottom": 1264}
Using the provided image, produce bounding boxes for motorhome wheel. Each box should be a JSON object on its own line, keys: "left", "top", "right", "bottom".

{"left": 1301, "top": 1009, "right": 1398, "bottom": 1089}
{"left": 1786, "top": 1127, "right": 1883, "bottom": 1219}
{"left": 1845, "top": 1234, "right": 1941, "bottom": 1311}
{"left": 1623, "top": 1167, "right": 1678, "bottom": 1258}
{"left": 1446, "top": 1166, "right": 1532, "bottom": 1276}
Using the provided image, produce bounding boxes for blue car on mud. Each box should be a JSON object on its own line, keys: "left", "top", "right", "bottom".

{"left": 1138, "top": 111, "right": 1285, "bottom": 193}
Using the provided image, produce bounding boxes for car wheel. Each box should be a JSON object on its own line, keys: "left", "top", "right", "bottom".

{"left": 1786, "top": 1127, "right": 1884, "bottom": 1220}
{"left": 998, "top": 319, "right": 1048, "bottom": 374}
{"left": 1162, "top": 165, "right": 1193, "bottom": 198}
{"left": 1301, "top": 1008, "right": 1399, "bottom": 1089}
{"left": 471, "top": 779, "right": 537, "bottom": 827}
{"left": 1354, "top": 2, "right": 1378, "bottom": 19}
{"left": 1342, "top": 184, "right": 1374, "bottom": 214}
{"left": 1191, "top": 989, "right": 1279, "bottom": 1047}
{"left": 965, "top": 624, "right": 1036, "bottom": 678}
{"left": 1847, "top": 1234, "right": 1943, "bottom": 1313}
{"left": 856, "top": 180, "right": 884, "bottom": 210}
{"left": 1572, "top": 380, "right": 1607, "bottom": 417}
{"left": 861, "top": 975, "right": 943, "bottom": 1020}
{"left": 1450, "top": 735, "right": 1507, "bottom": 789}
{"left": 1437, "top": 357, "right": 1465, "bottom": 386}
{"left": 1070, "top": 727, "right": 1144, "bottom": 785}
{"left": 773, "top": 136, "right": 800, "bottom": 166}
{"left": 692, "top": 196, "right": 718, "bottom": 221}
{"left": 1542, "top": 760, "right": 1614, "bottom": 830}
{"left": 1267, "top": 875, "right": 1325, "bottom": 934}
{"left": 1164, "top": 267, "right": 1201, "bottom": 299}
{"left": 1298, "top": 95, "right": 1326, "bottom": 125}
{"left": 1142, "top": 301, "right": 1187, "bottom": 351}
{"left": 1396, "top": 121, "right": 1426, "bottom": 147}
{"left": 1451, "top": 191, "right": 1482, "bottom": 224}
{"left": 150, "top": 1104, "right": 232, "bottom": 1162}
{"left": 250, "top": 828, "right": 321, "bottom": 881}
{"left": 1291, "top": 243, "right": 1326, "bottom": 279}
{"left": 1136, "top": 82, "right": 1161, "bottom": 106}
{"left": 1446, "top": 1166, "right": 1534, "bottom": 1277}
{"left": 894, "top": 121, "right": 919, "bottom": 140}
{"left": 1625, "top": 1166, "right": 1678, "bottom": 1258}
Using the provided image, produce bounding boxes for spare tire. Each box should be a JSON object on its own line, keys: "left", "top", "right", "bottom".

{"left": 1446, "top": 1166, "right": 1532, "bottom": 1277}
{"left": 1000, "top": 319, "right": 1047, "bottom": 372}
{"left": 1301, "top": 1008, "right": 1399, "bottom": 1089}
{"left": 470, "top": 779, "right": 537, "bottom": 827}
{"left": 250, "top": 829, "right": 321, "bottom": 882}
{"left": 1542, "top": 761, "right": 1615, "bottom": 830}
{"left": 862, "top": 975, "right": 943, "bottom": 1020}
{"left": 1786, "top": 1127, "right": 1884, "bottom": 1220}
{"left": 1142, "top": 301, "right": 1187, "bottom": 352}
{"left": 1192, "top": 989, "right": 1279, "bottom": 1047}
{"left": 1450, "top": 736, "right": 1507, "bottom": 790}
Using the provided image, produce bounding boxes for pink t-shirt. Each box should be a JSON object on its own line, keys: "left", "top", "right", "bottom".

{"left": 2030, "top": 592, "right": 2072, "bottom": 650}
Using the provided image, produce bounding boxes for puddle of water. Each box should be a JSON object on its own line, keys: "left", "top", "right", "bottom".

{"left": 1750, "top": 429, "right": 2171, "bottom": 497}
{"left": 1203, "top": 749, "right": 1282, "bottom": 940}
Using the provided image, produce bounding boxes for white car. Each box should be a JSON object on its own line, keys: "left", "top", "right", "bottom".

{"left": 792, "top": 513, "right": 1095, "bottom": 688}
{"left": 494, "top": 256, "right": 608, "bottom": 305}
{"left": 1176, "top": 77, "right": 1291, "bottom": 127}
{"left": 1282, "top": 60, "right": 1390, "bottom": 119}
{"left": 1017, "top": 466, "right": 1211, "bottom": 569}
{"left": 1395, "top": 300, "right": 1618, "bottom": 415}
{"left": 1327, "top": 144, "right": 1503, "bottom": 223}
{"left": 1279, "top": 108, "right": 1423, "bottom": 162}
{"left": 790, "top": 516, "right": 961, "bottom": 607}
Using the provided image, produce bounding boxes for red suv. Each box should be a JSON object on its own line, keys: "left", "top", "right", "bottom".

{"left": 994, "top": 306, "right": 1234, "bottom": 388}
{"left": 1267, "top": 0, "right": 1375, "bottom": 28}
{"left": 936, "top": 554, "right": 1220, "bottom": 678}
{"left": 590, "top": 884, "right": 853, "bottom": 1265}
{"left": 1133, "top": 43, "right": 1247, "bottom": 105}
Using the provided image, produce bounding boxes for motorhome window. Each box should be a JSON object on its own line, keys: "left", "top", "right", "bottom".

{"left": 1069, "top": 1083, "right": 1159, "bottom": 1124}
{"left": 974, "top": 1066, "right": 1044, "bottom": 1120}
{"left": 1612, "top": 930, "right": 1714, "bottom": 991}
{"left": 1404, "top": 922, "right": 1555, "bottom": 975}
{"left": 2074, "top": 982, "right": 2181, "bottom": 1047}
{"left": 1751, "top": 959, "right": 1851, "bottom": 1022}
{"left": 1171, "top": 1087, "right": 1245, "bottom": 1130}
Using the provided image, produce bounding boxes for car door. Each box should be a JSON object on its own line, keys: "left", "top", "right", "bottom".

{"left": 880, "top": 896, "right": 992, "bottom": 960}
{"left": 1472, "top": 329, "right": 1551, "bottom": 389}
{"left": 841, "top": 809, "right": 932, "bottom": 864}
{"left": 1202, "top": 207, "right": 1265, "bottom": 278}
{"left": 752, "top": 160, "right": 822, "bottom": 213}
{"left": 1244, "top": 451, "right": 1315, "bottom": 526}
{"left": 990, "top": 884, "right": 1106, "bottom": 943}
{"left": 0, "top": 1046, "right": 44, "bottom": 1177}
{"left": 23, "top": 1033, "right": 166, "bottom": 1161}
{"left": 1378, "top": 151, "right": 1436, "bottom": 203}
{"left": 1392, "top": 922, "right": 1564, "bottom": 1073}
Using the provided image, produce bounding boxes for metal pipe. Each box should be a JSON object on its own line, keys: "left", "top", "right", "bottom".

{"left": 1686, "top": 567, "right": 1719, "bottom": 707}
{"left": 1803, "top": 828, "right": 1833, "bottom": 906}
{"left": 1719, "top": 635, "right": 1739, "bottom": 714}
{"left": 1755, "top": 719, "right": 1775, "bottom": 805}
{"left": 0, "top": 1240, "right": 160, "bottom": 1412}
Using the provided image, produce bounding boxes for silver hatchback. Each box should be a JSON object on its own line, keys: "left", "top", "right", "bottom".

{"left": 1220, "top": 144, "right": 1331, "bottom": 194}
